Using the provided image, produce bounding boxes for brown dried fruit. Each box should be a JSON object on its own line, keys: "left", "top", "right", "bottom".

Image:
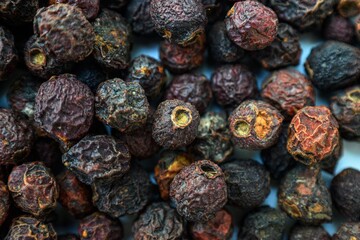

{"left": 0, "top": 26, "right": 18, "bottom": 81}
{"left": 333, "top": 222, "right": 360, "bottom": 240}
{"left": 0, "top": 180, "right": 10, "bottom": 226}
{"left": 323, "top": 15, "right": 354, "bottom": 43}
{"left": 290, "top": 225, "right": 330, "bottom": 240}
{"left": 0, "top": 0, "right": 39, "bottom": 25}
{"left": 338, "top": 0, "right": 360, "bottom": 17}
{"left": 48, "top": 0, "right": 100, "bottom": 20}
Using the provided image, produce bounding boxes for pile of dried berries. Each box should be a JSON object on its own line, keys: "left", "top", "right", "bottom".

{"left": 0, "top": 0, "right": 360, "bottom": 239}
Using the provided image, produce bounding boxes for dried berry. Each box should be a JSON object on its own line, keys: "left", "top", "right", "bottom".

{"left": 0, "top": 180, "right": 10, "bottom": 226}
{"left": 78, "top": 212, "right": 123, "bottom": 240}
{"left": 126, "top": 55, "right": 166, "bottom": 99}
{"left": 160, "top": 34, "right": 206, "bottom": 74}
{"left": 221, "top": 159, "right": 270, "bottom": 208}
{"left": 0, "top": 109, "right": 33, "bottom": 165}
{"left": 305, "top": 41, "right": 360, "bottom": 91}
{"left": 211, "top": 64, "right": 258, "bottom": 109}
{"left": 330, "top": 86, "right": 360, "bottom": 140}
{"left": 152, "top": 100, "right": 200, "bottom": 149}
{"left": 0, "top": 26, "right": 17, "bottom": 80}
{"left": 333, "top": 222, "right": 360, "bottom": 240}
{"left": 132, "top": 202, "right": 185, "bottom": 240}
{"left": 34, "top": 74, "right": 94, "bottom": 149}
{"left": 208, "top": 21, "right": 244, "bottom": 63}
{"left": 278, "top": 165, "right": 332, "bottom": 225}
{"left": 165, "top": 74, "right": 213, "bottom": 114}
{"left": 150, "top": 0, "right": 207, "bottom": 45}
{"left": 287, "top": 106, "right": 340, "bottom": 166}
{"left": 225, "top": 1, "right": 278, "bottom": 50}
{"left": 338, "top": 0, "right": 360, "bottom": 17}
{"left": 8, "top": 162, "right": 58, "bottom": 217}
{"left": 239, "top": 206, "right": 287, "bottom": 240}
{"left": 170, "top": 160, "right": 227, "bottom": 222}
{"left": 48, "top": 0, "right": 100, "bottom": 20}
{"left": 95, "top": 78, "right": 149, "bottom": 133}
{"left": 59, "top": 234, "right": 79, "bottom": 240}
{"left": 261, "top": 69, "right": 315, "bottom": 119}
{"left": 34, "top": 4, "right": 95, "bottom": 63}
{"left": 126, "top": 0, "right": 154, "bottom": 35}
{"left": 0, "top": 0, "right": 39, "bottom": 25}
{"left": 154, "top": 150, "right": 195, "bottom": 200}
{"left": 63, "top": 135, "right": 131, "bottom": 185}
{"left": 229, "top": 100, "right": 284, "bottom": 150}
{"left": 202, "top": 0, "right": 223, "bottom": 23}
{"left": 323, "top": 15, "right": 354, "bottom": 43}
{"left": 92, "top": 9, "right": 132, "bottom": 70}
{"left": 5, "top": 216, "right": 57, "bottom": 240}
{"left": 190, "top": 112, "right": 233, "bottom": 164}
{"left": 251, "top": 23, "right": 301, "bottom": 70}
{"left": 57, "top": 170, "right": 94, "bottom": 218}
{"left": 269, "top": 0, "right": 337, "bottom": 31}
{"left": 190, "top": 209, "right": 233, "bottom": 240}
{"left": 331, "top": 168, "right": 360, "bottom": 221}
{"left": 73, "top": 60, "right": 106, "bottom": 93}
{"left": 290, "top": 225, "right": 330, "bottom": 240}
{"left": 91, "top": 165, "right": 151, "bottom": 217}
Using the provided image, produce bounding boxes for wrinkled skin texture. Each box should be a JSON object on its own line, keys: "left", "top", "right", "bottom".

{"left": 190, "top": 112, "right": 233, "bottom": 164}
{"left": 290, "top": 225, "right": 330, "bottom": 240}
{"left": 126, "top": 55, "right": 166, "bottom": 99}
{"left": 126, "top": 0, "right": 154, "bottom": 35}
{"left": 261, "top": 69, "right": 315, "bottom": 119}
{"left": 269, "top": 0, "right": 337, "bottom": 30}
{"left": 333, "top": 222, "right": 360, "bottom": 240}
{"left": 229, "top": 100, "right": 284, "bottom": 150}
{"left": 251, "top": 23, "right": 301, "bottom": 70}
{"left": 48, "top": 0, "right": 100, "bottom": 20}
{"left": 150, "top": 0, "right": 207, "bottom": 45}
{"left": 338, "top": 0, "right": 360, "bottom": 17}
{"left": 0, "top": 180, "right": 9, "bottom": 226}
{"left": 34, "top": 74, "right": 94, "bottom": 149}
{"left": 78, "top": 212, "right": 123, "bottom": 240}
{"left": 208, "top": 21, "right": 244, "bottom": 63}
{"left": 8, "top": 162, "right": 58, "bottom": 217}
{"left": 211, "top": 64, "right": 257, "bottom": 108}
{"left": 0, "top": 0, "right": 39, "bottom": 24}
{"left": 331, "top": 168, "right": 360, "bottom": 221}
{"left": 0, "top": 26, "right": 17, "bottom": 80}
{"left": 190, "top": 209, "right": 233, "bottom": 240}
{"left": 57, "top": 170, "right": 94, "bottom": 218}
{"left": 92, "top": 165, "right": 151, "bottom": 217}
{"left": 221, "top": 159, "right": 270, "bottom": 208}
{"left": 170, "top": 160, "right": 227, "bottom": 222}
{"left": 0, "top": 109, "right": 33, "bottom": 165}
{"left": 305, "top": 41, "right": 360, "bottom": 91}
{"left": 239, "top": 207, "right": 287, "bottom": 240}
{"left": 132, "top": 202, "right": 185, "bottom": 240}
{"left": 165, "top": 74, "right": 213, "bottom": 114}
{"left": 225, "top": 1, "right": 278, "bottom": 50}
{"left": 330, "top": 86, "right": 360, "bottom": 140}
{"left": 152, "top": 100, "right": 200, "bottom": 149}
{"left": 287, "top": 106, "right": 340, "bottom": 165}
{"left": 323, "top": 15, "right": 354, "bottom": 43}
{"left": 154, "top": 150, "right": 195, "bottom": 200}
{"left": 5, "top": 216, "right": 57, "bottom": 240}
{"left": 95, "top": 78, "right": 149, "bottom": 133}
{"left": 34, "top": 4, "right": 95, "bottom": 62}
{"left": 63, "top": 135, "right": 131, "bottom": 185}
{"left": 93, "top": 9, "right": 132, "bottom": 70}
{"left": 278, "top": 165, "right": 332, "bottom": 225}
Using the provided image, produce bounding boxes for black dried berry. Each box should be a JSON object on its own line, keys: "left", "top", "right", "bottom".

{"left": 126, "top": 0, "right": 154, "bottom": 35}
{"left": 49, "top": 0, "right": 100, "bottom": 20}
{"left": 0, "top": 26, "right": 18, "bottom": 80}
{"left": 290, "top": 225, "right": 330, "bottom": 240}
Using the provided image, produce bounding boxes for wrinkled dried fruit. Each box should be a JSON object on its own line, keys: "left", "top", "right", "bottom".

{"left": 0, "top": 26, "right": 17, "bottom": 80}
{"left": 323, "top": 15, "right": 354, "bottom": 43}
{"left": 0, "top": 0, "right": 39, "bottom": 25}
{"left": 132, "top": 202, "right": 185, "bottom": 240}
{"left": 338, "top": 0, "right": 360, "bottom": 17}
{"left": 126, "top": 0, "right": 154, "bottom": 35}
{"left": 0, "top": 180, "right": 9, "bottom": 226}
{"left": 8, "top": 162, "right": 58, "bottom": 217}
{"left": 290, "top": 225, "right": 330, "bottom": 240}
{"left": 170, "top": 160, "right": 227, "bottom": 222}
{"left": 333, "top": 222, "right": 360, "bottom": 240}
{"left": 49, "top": 0, "right": 100, "bottom": 20}
{"left": 278, "top": 165, "right": 332, "bottom": 225}
{"left": 152, "top": 100, "right": 200, "bottom": 149}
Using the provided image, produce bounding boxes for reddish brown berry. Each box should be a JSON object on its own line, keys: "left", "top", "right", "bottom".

{"left": 323, "top": 15, "right": 354, "bottom": 43}
{"left": 8, "top": 162, "right": 58, "bottom": 217}
{"left": 290, "top": 225, "right": 330, "bottom": 240}
{"left": 126, "top": 0, "right": 154, "bottom": 35}
{"left": 48, "top": 0, "right": 100, "bottom": 20}
{"left": 338, "top": 0, "right": 360, "bottom": 17}
{"left": 0, "top": 180, "right": 10, "bottom": 226}
{"left": 287, "top": 106, "right": 340, "bottom": 166}
{"left": 170, "top": 160, "right": 227, "bottom": 222}
{"left": 229, "top": 100, "right": 284, "bottom": 150}
{"left": 0, "top": 26, "right": 17, "bottom": 81}
{"left": 225, "top": 1, "right": 278, "bottom": 50}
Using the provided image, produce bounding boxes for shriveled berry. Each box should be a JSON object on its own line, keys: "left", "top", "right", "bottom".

{"left": 170, "top": 160, "right": 227, "bottom": 222}
{"left": 34, "top": 4, "right": 95, "bottom": 62}
{"left": 0, "top": 0, "right": 39, "bottom": 25}
{"left": 333, "top": 222, "right": 360, "bottom": 240}
{"left": 153, "top": 100, "right": 200, "bottom": 149}
{"left": 63, "top": 135, "right": 131, "bottom": 185}
{"left": 0, "top": 180, "right": 10, "bottom": 226}
{"left": 92, "top": 9, "right": 132, "bottom": 70}
{"left": 95, "top": 78, "right": 149, "bottom": 133}
{"left": 323, "top": 15, "right": 354, "bottom": 43}
{"left": 126, "top": 0, "right": 154, "bottom": 35}
{"left": 229, "top": 100, "right": 284, "bottom": 150}
{"left": 0, "top": 26, "right": 17, "bottom": 81}
{"left": 78, "top": 212, "right": 123, "bottom": 240}
{"left": 132, "top": 202, "right": 185, "bottom": 240}
{"left": 290, "top": 225, "right": 330, "bottom": 240}
{"left": 165, "top": 74, "right": 213, "bottom": 114}
{"left": 287, "top": 106, "right": 340, "bottom": 166}
{"left": 225, "top": 1, "right": 278, "bottom": 51}
{"left": 8, "top": 162, "right": 58, "bottom": 217}
{"left": 48, "top": 0, "right": 100, "bottom": 20}
{"left": 338, "top": 0, "right": 360, "bottom": 17}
